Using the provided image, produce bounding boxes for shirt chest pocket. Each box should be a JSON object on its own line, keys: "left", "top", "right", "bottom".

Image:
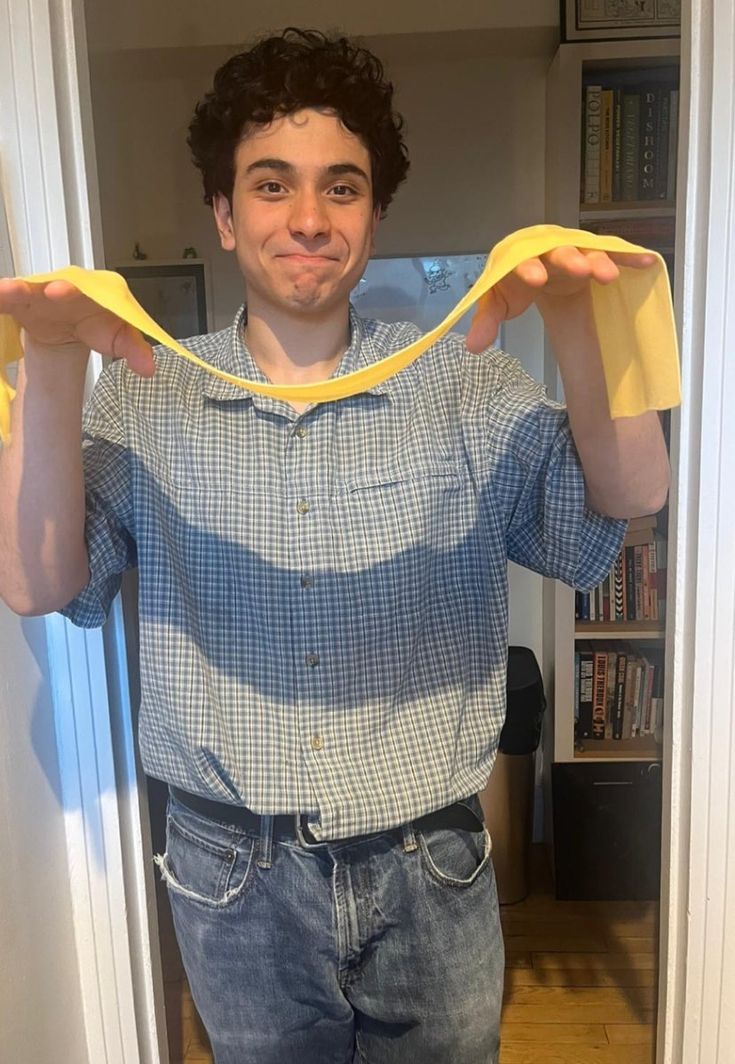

{"left": 335, "top": 462, "right": 469, "bottom": 567}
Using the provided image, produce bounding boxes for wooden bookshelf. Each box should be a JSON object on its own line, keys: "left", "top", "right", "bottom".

{"left": 576, "top": 621, "right": 665, "bottom": 639}
{"left": 544, "top": 37, "right": 679, "bottom": 768}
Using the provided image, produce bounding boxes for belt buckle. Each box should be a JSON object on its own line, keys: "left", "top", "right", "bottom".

{"left": 296, "top": 813, "right": 321, "bottom": 847}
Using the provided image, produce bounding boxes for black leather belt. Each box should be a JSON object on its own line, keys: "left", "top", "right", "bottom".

{"left": 169, "top": 785, "right": 483, "bottom": 844}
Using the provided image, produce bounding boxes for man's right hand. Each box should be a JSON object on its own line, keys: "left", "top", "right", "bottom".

{"left": 0, "top": 276, "right": 155, "bottom": 376}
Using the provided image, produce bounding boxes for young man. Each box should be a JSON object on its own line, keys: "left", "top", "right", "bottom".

{"left": 0, "top": 28, "right": 668, "bottom": 1064}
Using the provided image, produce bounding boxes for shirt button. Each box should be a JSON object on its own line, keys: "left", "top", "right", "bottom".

{"left": 295, "top": 425, "right": 308, "bottom": 438}
{"left": 296, "top": 499, "right": 311, "bottom": 515}
{"left": 301, "top": 575, "right": 314, "bottom": 589}
{"left": 305, "top": 652, "right": 320, "bottom": 667}
{"left": 310, "top": 735, "right": 324, "bottom": 751}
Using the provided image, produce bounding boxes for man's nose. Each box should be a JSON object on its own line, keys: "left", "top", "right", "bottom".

{"left": 288, "top": 190, "right": 330, "bottom": 239}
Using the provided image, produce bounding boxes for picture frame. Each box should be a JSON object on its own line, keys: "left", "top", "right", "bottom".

{"left": 562, "top": 0, "right": 681, "bottom": 42}
{"left": 353, "top": 251, "right": 504, "bottom": 345}
{"left": 112, "top": 260, "right": 211, "bottom": 339}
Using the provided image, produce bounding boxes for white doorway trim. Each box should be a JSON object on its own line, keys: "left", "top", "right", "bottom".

{"left": 657, "top": 0, "right": 735, "bottom": 1060}
{"left": 2, "top": 0, "right": 735, "bottom": 1060}
{"left": 1, "top": 1, "right": 165, "bottom": 1061}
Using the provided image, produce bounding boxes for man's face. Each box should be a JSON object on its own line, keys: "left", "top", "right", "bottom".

{"left": 213, "top": 108, "right": 380, "bottom": 318}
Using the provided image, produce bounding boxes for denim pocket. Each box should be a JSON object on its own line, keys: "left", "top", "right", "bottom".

{"left": 417, "top": 819, "right": 492, "bottom": 889}
{"left": 155, "top": 799, "right": 256, "bottom": 908}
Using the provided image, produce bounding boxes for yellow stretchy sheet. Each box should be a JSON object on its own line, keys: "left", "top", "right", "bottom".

{"left": 0, "top": 224, "right": 681, "bottom": 444}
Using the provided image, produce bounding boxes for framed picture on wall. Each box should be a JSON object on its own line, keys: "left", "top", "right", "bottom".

{"left": 112, "top": 260, "right": 211, "bottom": 340}
{"left": 562, "top": 0, "right": 681, "bottom": 42}
{"left": 352, "top": 252, "right": 504, "bottom": 346}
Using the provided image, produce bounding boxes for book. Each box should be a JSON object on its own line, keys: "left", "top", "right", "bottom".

{"left": 621, "top": 92, "right": 641, "bottom": 201}
{"left": 667, "top": 88, "right": 679, "bottom": 200}
{"left": 655, "top": 87, "right": 671, "bottom": 200}
{"left": 639, "top": 85, "right": 658, "bottom": 199}
{"left": 577, "top": 642, "right": 595, "bottom": 740}
{"left": 600, "top": 88, "right": 614, "bottom": 203}
{"left": 605, "top": 645, "right": 617, "bottom": 740}
{"left": 613, "top": 554, "right": 625, "bottom": 622}
{"left": 612, "top": 648, "right": 628, "bottom": 739}
{"left": 592, "top": 647, "right": 608, "bottom": 739}
{"left": 612, "top": 88, "right": 623, "bottom": 201}
{"left": 584, "top": 85, "right": 603, "bottom": 204}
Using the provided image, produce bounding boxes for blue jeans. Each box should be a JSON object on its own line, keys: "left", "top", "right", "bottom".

{"left": 156, "top": 791, "right": 504, "bottom": 1063}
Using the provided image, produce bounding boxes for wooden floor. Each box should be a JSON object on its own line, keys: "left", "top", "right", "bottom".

{"left": 157, "top": 846, "right": 658, "bottom": 1063}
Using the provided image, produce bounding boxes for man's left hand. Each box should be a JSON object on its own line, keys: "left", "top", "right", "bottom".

{"left": 465, "top": 245, "right": 657, "bottom": 353}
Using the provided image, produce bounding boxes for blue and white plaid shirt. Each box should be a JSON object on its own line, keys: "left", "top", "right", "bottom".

{"left": 62, "top": 305, "right": 626, "bottom": 839}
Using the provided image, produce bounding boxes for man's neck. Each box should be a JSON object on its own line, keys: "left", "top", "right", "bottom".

{"left": 243, "top": 300, "right": 351, "bottom": 387}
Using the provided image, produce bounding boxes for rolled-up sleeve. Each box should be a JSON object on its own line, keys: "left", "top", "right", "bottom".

{"left": 485, "top": 356, "right": 627, "bottom": 591}
{"left": 59, "top": 360, "right": 137, "bottom": 628}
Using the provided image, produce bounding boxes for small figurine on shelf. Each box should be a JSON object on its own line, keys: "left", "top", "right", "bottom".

{"left": 182, "top": 246, "right": 198, "bottom": 259}
{"left": 132, "top": 242, "right": 148, "bottom": 260}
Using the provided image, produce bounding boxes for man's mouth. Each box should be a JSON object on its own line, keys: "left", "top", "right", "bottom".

{"left": 277, "top": 253, "right": 337, "bottom": 264}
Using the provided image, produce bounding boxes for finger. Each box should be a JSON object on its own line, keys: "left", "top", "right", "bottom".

{"left": 607, "top": 250, "right": 658, "bottom": 269}
{"left": 110, "top": 320, "right": 155, "bottom": 378}
{"left": 513, "top": 257, "right": 549, "bottom": 287}
{"left": 465, "top": 291, "right": 501, "bottom": 353}
{"left": 580, "top": 248, "right": 620, "bottom": 284}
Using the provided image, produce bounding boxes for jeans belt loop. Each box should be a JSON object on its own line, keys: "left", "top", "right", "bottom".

{"left": 401, "top": 822, "right": 418, "bottom": 853}
{"left": 257, "top": 814, "right": 275, "bottom": 869}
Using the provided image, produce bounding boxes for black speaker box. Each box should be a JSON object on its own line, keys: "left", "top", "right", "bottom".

{"left": 552, "top": 760, "right": 662, "bottom": 900}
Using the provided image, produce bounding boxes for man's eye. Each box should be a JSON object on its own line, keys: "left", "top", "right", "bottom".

{"left": 330, "top": 184, "right": 356, "bottom": 197}
{"left": 260, "top": 181, "right": 285, "bottom": 194}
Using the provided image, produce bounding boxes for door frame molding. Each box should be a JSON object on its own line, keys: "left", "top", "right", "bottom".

{"left": 3, "top": 0, "right": 735, "bottom": 1060}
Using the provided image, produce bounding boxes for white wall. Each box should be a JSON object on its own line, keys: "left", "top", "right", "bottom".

{"left": 87, "top": 26, "right": 553, "bottom": 662}
{"left": 0, "top": 609, "right": 88, "bottom": 1063}
{"left": 84, "top": 0, "right": 558, "bottom": 52}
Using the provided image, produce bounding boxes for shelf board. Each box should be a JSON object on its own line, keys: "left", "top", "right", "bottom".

{"left": 575, "top": 621, "right": 665, "bottom": 639}
{"left": 574, "top": 737, "right": 662, "bottom": 761}
{"left": 579, "top": 202, "right": 675, "bottom": 219}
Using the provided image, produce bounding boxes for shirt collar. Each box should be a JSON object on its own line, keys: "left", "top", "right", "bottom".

{"left": 201, "top": 304, "right": 393, "bottom": 407}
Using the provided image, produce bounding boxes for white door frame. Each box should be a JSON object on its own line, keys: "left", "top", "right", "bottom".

{"left": 2, "top": 0, "right": 734, "bottom": 1060}
{"left": 1, "top": 1, "right": 165, "bottom": 1061}
{"left": 656, "top": 0, "right": 735, "bottom": 1059}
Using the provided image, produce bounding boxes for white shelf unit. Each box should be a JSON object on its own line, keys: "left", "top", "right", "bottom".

{"left": 543, "top": 38, "right": 680, "bottom": 765}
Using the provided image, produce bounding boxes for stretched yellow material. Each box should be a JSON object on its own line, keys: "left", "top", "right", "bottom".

{"left": 0, "top": 224, "right": 681, "bottom": 444}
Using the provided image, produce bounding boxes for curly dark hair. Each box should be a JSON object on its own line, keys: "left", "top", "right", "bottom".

{"left": 187, "top": 28, "right": 410, "bottom": 216}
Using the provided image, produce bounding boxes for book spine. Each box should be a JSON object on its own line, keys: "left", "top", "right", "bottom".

{"left": 667, "top": 88, "right": 679, "bottom": 200}
{"left": 621, "top": 93, "right": 641, "bottom": 201}
{"left": 640, "top": 86, "right": 658, "bottom": 200}
{"left": 600, "top": 89, "right": 614, "bottom": 203}
{"left": 574, "top": 650, "right": 580, "bottom": 732}
{"left": 634, "top": 545, "right": 644, "bottom": 620}
{"left": 578, "top": 645, "right": 595, "bottom": 739}
{"left": 643, "top": 656, "right": 656, "bottom": 734}
{"left": 605, "top": 649, "right": 617, "bottom": 740}
{"left": 632, "top": 658, "right": 644, "bottom": 736}
{"left": 584, "top": 85, "right": 603, "bottom": 204}
{"left": 613, "top": 651, "right": 627, "bottom": 739}
{"left": 592, "top": 649, "right": 608, "bottom": 739}
{"left": 649, "top": 538, "right": 659, "bottom": 621}
{"left": 641, "top": 544, "right": 651, "bottom": 621}
{"left": 625, "top": 546, "right": 636, "bottom": 620}
{"left": 614, "top": 553, "right": 625, "bottom": 622}
{"left": 623, "top": 657, "right": 637, "bottom": 738}
{"left": 612, "top": 88, "right": 623, "bottom": 201}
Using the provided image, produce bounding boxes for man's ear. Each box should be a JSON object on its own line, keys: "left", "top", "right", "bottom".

{"left": 213, "top": 193, "right": 236, "bottom": 252}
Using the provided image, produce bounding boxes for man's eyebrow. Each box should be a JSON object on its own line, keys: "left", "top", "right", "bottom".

{"left": 245, "top": 158, "right": 370, "bottom": 183}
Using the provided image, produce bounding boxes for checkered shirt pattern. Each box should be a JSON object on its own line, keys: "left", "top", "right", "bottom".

{"left": 61, "top": 305, "right": 627, "bottom": 840}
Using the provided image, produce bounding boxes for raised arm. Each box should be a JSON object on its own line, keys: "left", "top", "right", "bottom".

{"left": 0, "top": 278, "right": 154, "bottom": 615}
{"left": 465, "top": 244, "right": 670, "bottom": 519}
